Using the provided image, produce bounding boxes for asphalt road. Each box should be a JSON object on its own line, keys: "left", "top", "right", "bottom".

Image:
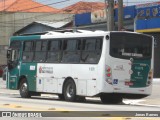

{"left": 0, "top": 78, "right": 160, "bottom": 120}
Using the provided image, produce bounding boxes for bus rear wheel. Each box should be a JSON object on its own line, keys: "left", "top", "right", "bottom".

{"left": 19, "top": 79, "right": 31, "bottom": 98}
{"left": 63, "top": 79, "right": 76, "bottom": 102}
{"left": 100, "top": 93, "right": 122, "bottom": 104}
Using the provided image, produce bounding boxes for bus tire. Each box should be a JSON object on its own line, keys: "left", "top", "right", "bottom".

{"left": 19, "top": 79, "right": 31, "bottom": 98}
{"left": 63, "top": 79, "right": 77, "bottom": 102}
{"left": 100, "top": 93, "right": 122, "bottom": 104}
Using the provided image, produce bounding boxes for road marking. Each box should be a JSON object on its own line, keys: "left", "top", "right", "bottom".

{"left": 0, "top": 103, "right": 68, "bottom": 111}
{"left": 0, "top": 90, "right": 160, "bottom": 108}
{"left": 1, "top": 104, "right": 160, "bottom": 119}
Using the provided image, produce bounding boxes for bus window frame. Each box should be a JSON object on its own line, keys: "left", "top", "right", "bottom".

{"left": 46, "top": 39, "right": 62, "bottom": 63}
{"left": 109, "top": 33, "right": 152, "bottom": 60}
{"left": 22, "top": 40, "right": 35, "bottom": 63}
{"left": 21, "top": 36, "right": 103, "bottom": 64}
{"left": 61, "top": 39, "right": 81, "bottom": 64}
{"left": 33, "top": 40, "right": 48, "bottom": 62}
{"left": 80, "top": 37, "right": 103, "bottom": 64}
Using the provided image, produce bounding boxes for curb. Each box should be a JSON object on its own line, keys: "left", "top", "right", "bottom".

{"left": 130, "top": 103, "right": 160, "bottom": 107}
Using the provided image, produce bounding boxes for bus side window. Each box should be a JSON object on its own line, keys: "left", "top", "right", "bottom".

{"left": 46, "top": 40, "right": 62, "bottom": 63}
{"left": 10, "top": 41, "right": 21, "bottom": 60}
{"left": 10, "top": 41, "right": 21, "bottom": 49}
{"left": 22, "top": 41, "right": 34, "bottom": 62}
{"left": 62, "top": 40, "right": 81, "bottom": 63}
{"left": 81, "top": 38, "right": 102, "bottom": 63}
{"left": 34, "top": 41, "right": 47, "bottom": 62}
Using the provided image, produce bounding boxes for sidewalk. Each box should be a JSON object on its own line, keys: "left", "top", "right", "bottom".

{"left": 1, "top": 79, "right": 160, "bottom": 106}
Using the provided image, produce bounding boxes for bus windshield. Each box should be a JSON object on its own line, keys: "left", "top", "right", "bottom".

{"left": 110, "top": 32, "right": 152, "bottom": 59}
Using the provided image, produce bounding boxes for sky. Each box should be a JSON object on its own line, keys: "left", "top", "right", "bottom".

{"left": 35, "top": 0, "right": 160, "bottom": 9}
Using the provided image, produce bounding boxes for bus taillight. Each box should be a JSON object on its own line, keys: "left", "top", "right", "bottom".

{"left": 107, "top": 73, "right": 111, "bottom": 77}
{"left": 107, "top": 68, "right": 111, "bottom": 72}
{"left": 105, "top": 66, "right": 112, "bottom": 84}
{"left": 146, "top": 70, "right": 153, "bottom": 86}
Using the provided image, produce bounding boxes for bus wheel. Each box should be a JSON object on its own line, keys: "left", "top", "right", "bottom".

{"left": 63, "top": 79, "right": 76, "bottom": 102}
{"left": 100, "top": 94, "right": 122, "bottom": 104}
{"left": 19, "top": 79, "right": 31, "bottom": 98}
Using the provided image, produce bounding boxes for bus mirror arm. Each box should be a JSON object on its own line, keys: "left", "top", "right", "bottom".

{"left": 7, "top": 61, "right": 13, "bottom": 70}
{"left": 7, "top": 49, "right": 12, "bottom": 60}
{"left": 7, "top": 49, "right": 16, "bottom": 70}
{"left": 7, "top": 49, "right": 16, "bottom": 62}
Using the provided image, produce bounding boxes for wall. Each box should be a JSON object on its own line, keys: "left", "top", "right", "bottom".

{"left": 0, "top": 12, "right": 73, "bottom": 45}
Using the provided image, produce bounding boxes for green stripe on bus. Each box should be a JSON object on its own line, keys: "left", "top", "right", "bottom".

{"left": 130, "top": 59, "right": 151, "bottom": 88}
{"left": 11, "top": 35, "right": 40, "bottom": 41}
{"left": 20, "top": 63, "right": 37, "bottom": 91}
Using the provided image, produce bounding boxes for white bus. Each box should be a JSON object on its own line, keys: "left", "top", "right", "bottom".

{"left": 7, "top": 30, "right": 154, "bottom": 104}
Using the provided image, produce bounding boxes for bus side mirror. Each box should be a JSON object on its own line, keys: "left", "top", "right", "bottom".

{"left": 11, "top": 50, "right": 16, "bottom": 61}
{"left": 7, "top": 49, "right": 16, "bottom": 62}
{"left": 7, "top": 49, "right": 12, "bottom": 61}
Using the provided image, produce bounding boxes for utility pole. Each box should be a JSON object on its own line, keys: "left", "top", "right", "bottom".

{"left": 118, "top": 0, "right": 124, "bottom": 31}
{"left": 104, "top": 0, "right": 108, "bottom": 30}
{"left": 73, "top": 15, "right": 76, "bottom": 32}
{"left": 106, "top": 0, "right": 114, "bottom": 31}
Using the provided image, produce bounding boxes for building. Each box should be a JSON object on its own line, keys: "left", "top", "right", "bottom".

{"left": 136, "top": 2, "right": 160, "bottom": 78}
{"left": 61, "top": 1, "right": 105, "bottom": 14}
{"left": 13, "top": 21, "right": 73, "bottom": 35}
{"left": 74, "top": 5, "right": 135, "bottom": 31}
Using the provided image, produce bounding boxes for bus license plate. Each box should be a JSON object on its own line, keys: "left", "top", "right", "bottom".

{"left": 125, "top": 81, "right": 133, "bottom": 86}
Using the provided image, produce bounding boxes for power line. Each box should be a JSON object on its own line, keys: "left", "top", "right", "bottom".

{"left": 0, "top": 0, "right": 71, "bottom": 22}
{"left": 0, "top": 12, "right": 73, "bottom": 23}
{"left": 0, "top": 0, "right": 103, "bottom": 24}
{"left": 11, "top": 0, "right": 67, "bottom": 12}
{"left": 0, "top": 0, "right": 69, "bottom": 12}
{"left": 0, "top": 0, "right": 60, "bottom": 10}
{"left": 98, "top": 0, "right": 160, "bottom": 4}
{"left": 0, "top": 0, "right": 159, "bottom": 24}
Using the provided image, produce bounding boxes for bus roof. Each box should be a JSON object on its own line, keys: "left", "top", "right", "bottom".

{"left": 10, "top": 30, "right": 148, "bottom": 41}
{"left": 11, "top": 30, "right": 107, "bottom": 41}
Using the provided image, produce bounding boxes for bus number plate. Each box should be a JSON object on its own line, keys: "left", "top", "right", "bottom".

{"left": 125, "top": 81, "right": 133, "bottom": 86}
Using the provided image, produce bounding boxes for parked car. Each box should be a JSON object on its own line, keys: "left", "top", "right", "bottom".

{"left": 0, "top": 68, "right": 3, "bottom": 77}
{"left": 0, "top": 65, "right": 7, "bottom": 77}
{"left": 2, "top": 67, "right": 7, "bottom": 81}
